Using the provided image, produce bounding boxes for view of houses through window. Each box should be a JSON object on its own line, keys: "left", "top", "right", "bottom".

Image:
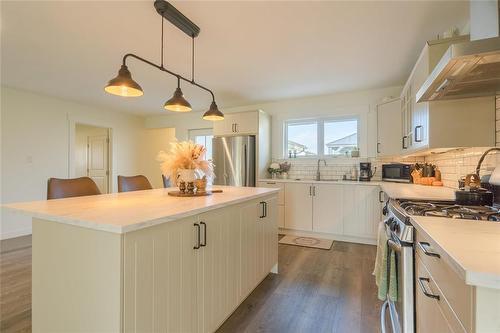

{"left": 285, "top": 118, "right": 358, "bottom": 157}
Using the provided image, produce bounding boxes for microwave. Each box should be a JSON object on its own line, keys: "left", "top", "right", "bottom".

{"left": 382, "top": 163, "right": 412, "bottom": 183}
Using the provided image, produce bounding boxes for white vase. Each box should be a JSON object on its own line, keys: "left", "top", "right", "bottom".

{"left": 177, "top": 169, "right": 197, "bottom": 184}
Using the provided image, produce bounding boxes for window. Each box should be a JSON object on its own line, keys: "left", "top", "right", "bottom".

{"left": 188, "top": 128, "right": 213, "bottom": 160}
{"left": 284, "top": 118, "right": 358, "bottom": 158}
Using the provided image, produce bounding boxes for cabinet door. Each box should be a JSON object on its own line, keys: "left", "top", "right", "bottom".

{"left": 198, "top": 206, "right": 240, "bottom": 333}
{"left": 233, "top": 112, "right": 258, "bottom": 135}
{"left": 342, "top": 186, "right": 381, "bottom": 239}
{"left": 284, "top": 183, "right": 313, "bottom": 231}
{"left": 123, "top": 217, "right": 199, "bottom": 333}
{"left": 312, "top": 184, "right": 343, "bottom": 234}
{"left": 377, "top": 99, "right": 402, "bottom": 157}
{"left": 213, "top": 112, "right": 258, "bottom": 136}
{"left": 257, "top": 181, "right": 284, "bottom": 205}
{"left": 262, "top": 196, "right": 278, "bottom": 275}
{"left": 240, "top": 200, "right": 262, "bottom": 299}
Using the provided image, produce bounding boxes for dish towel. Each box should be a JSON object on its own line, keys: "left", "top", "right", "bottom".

{"left": 373, "top": 221, "right": 398, "bottom": 302}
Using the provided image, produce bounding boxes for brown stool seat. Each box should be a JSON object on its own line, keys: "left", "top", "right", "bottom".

{"left": 47, "top": 177, "right": 101, "bottom": 200}
{"left": 118, "top": 175, "right": 153, "bottom": 192}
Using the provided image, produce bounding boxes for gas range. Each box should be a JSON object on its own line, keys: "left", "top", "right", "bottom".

{"left": 384, "top": 199, "right": 500, "bottom": 244}
{"left": 397, "top": 200, "right": 500, "bottom": 221}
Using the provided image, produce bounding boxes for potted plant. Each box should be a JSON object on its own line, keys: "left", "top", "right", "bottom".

{"left": 268, "top": 162, "right": 281, "bottom": 179}
{"left": 157, "top": 141, "right": 214, "bottom": 188}
{"left": 279, "top": 162, "right": 291, "bottom": 179}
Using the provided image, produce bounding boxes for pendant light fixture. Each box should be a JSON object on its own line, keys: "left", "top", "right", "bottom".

{"left": 164, "top": 77, "right": 192, "bottom": 112}
{"left": 104, "top": 0, "right": 223, "bottom": 121}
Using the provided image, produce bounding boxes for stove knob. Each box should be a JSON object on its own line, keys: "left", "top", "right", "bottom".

{"left": 385, "top": 217, "right": 394, "bottom": 227}
{"left": 391, "top": 222, "right": 400, "bottom": 233}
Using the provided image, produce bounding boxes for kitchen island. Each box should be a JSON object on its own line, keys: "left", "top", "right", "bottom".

{"left": 4, "top": 186, "right": 279, "bottom": 333}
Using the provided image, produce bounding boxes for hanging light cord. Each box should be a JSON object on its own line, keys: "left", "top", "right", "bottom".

{"left": 191, "top": 36, "right": 195, "bottom": 83}
{"left": 160, "top": 15, "right": 164, "bottom": 68}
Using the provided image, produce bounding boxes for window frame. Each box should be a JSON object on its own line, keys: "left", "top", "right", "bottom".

{"left": 283, "top": 116, "right": 360, "bottom": 159}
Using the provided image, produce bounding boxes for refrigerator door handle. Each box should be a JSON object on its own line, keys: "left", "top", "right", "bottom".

{"left": 244, "top": 144, "right": 248, "bottom": 187}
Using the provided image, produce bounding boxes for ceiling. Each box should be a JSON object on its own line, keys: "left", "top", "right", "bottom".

{"left": 1, "top": 1, "right": 469, "bottom": 115}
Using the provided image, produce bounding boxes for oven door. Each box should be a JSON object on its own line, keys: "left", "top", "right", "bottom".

{"left": 383, "top": 237, "right": 414, "bottom": 333}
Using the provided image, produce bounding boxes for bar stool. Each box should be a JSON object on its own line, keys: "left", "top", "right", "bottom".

{"left": 47, "top": 177, "right": 101, "bottom": 200}
{"left": 117, "top": 175, "right": 153, "bottom": 192}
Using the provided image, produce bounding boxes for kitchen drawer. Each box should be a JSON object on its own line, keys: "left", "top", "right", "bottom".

{"left": 416, "top": 256, "right": 467, "bottom": 333}
{"left": 415, "top": 231, "right": 473, "bottom": 332}
{"left": 257, "top": 181, "right": 284, "bottom": 205}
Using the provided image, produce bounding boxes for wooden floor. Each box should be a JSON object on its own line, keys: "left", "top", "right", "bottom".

{"left": 0, "top": 235, "right": 381, "bottom": 333}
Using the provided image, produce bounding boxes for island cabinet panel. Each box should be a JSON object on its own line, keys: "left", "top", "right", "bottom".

{"left": 197, "top": 206, "right": 241, "bottom": 333}
{"left": 123, "top": 216, "right": 200, "bottom": 333}
{"left": 122, "top": 196, "right": 278, "bottom": 333}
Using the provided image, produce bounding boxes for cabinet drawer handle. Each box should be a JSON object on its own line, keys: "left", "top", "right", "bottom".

{"left": 259, "top": 201, "right": 265, "bottom": 218}
{"left": 309, "top": 186, "right": 312, "bottom": 196}
{"left": 200, "top": 222, "right": 207, "bottom": 247}
{"left": 402, "top": 136, "right": 408, "bottom": 149}
{"left": 234, "top": 123, "right": 238, "bottom": 132}
{"left": 417, "top": 277, "right": 440, "bottom": 300}
{"left": 193, "top": 223, "right": 200, "bottom": 249}
{"left": 414, "top": 125, "right": 423, "bottom": 142}
{"left": 379, "top": 191, "right": 384, "bottom": 203}
{"left": 417, "top": 242, "right": 440, "bottom": 258}
{"left": 266, "top": 182, "right": 276, "bottom": 185}
{"left": 312, "top": 186, "right": 316, "bottom": 196}
{"left": 377, "top": 142, "right": 381, "bottom": 154}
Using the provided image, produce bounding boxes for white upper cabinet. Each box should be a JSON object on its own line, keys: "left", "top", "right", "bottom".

{"left": 213, "top": 111, "right": 259, "bottom": 136}
{"left": 376, "top": 98, "right": 402, "bottom": 157}
{"left": 400, "top": 36, "right": 496, "bottom": 154}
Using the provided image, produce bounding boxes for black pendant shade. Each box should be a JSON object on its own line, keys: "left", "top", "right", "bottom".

{"left": 104, "top": 65, "right": 143, "bottom": 97}
{"left": 164, "top": 87, "right": 192, "bottom": 112}
{"left": 202, "top": 101, "right": 224, "bottom": 121}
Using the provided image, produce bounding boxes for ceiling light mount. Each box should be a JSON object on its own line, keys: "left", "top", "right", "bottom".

{"left": 104, "top": 0, "right": 223, "bottom": 120}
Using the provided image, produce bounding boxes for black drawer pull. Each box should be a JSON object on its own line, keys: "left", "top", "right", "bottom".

{"left": 418, "top": 242, "right": 440, "bottom": 258}
{"left": 418, "top": 277, "right": 440, "bottom": 300}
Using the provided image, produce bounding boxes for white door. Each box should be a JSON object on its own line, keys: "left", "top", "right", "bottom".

{"left": 377, "top": 99, "right": 402, "bottom": 157}
{"left": 284, "top": 183, "right": 313, "bottom": 231}
{"left": 87, "top": 135, "right": 109, "bottom": 193}
{"left": 312, "top": 184, "right": 344, "bottom": 234}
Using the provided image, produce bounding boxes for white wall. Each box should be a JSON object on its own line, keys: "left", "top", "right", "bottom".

{"left": 0, "top": 86, "right": 145, "bottom": 239}
{"left": 139, "top": 127, "right": 176, "bottom": 189}
{"left": 145, "top": 86, "right": 402, "bottom": 159}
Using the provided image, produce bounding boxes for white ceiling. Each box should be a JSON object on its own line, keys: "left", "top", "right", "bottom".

{"left": 1, "top": 1, "right": 469, "bottom": 115}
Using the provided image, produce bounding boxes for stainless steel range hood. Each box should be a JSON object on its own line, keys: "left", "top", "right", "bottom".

{"left": 416, "top": 0, "right": 500, "bottom": 102}
{"left": 416, "top": 37, "right": 500, "bottom": 102}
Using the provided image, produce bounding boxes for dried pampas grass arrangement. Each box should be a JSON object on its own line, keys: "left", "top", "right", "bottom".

{"left": 157, "top": 141, "right": 214, "bottom": 181}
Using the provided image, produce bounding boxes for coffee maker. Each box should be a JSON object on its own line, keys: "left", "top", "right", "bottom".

{"left": 359, "top": 162, "right": 375, "bottom": 181}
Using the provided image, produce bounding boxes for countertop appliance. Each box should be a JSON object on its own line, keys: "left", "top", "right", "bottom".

{"left": 359, "top": 162, "right": 375, "bottom": 181}
{"left": 382, "top": 163, "right": 412, "bottom": 183}
{"left": 212, "top": 135, "right": 256, "bottom": 187}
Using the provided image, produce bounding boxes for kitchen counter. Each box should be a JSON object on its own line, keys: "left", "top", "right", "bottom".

{"left": 259, "top": 178, "right": 382, "bottom": 186}
{"left": 259, "top": 178, "right": 457, "bottom": 201}
{"left": 3, "top": 186, "right": 279, "bottom": 233}
{"left": 411, "top": 216, "right": 500, "bottom": 290}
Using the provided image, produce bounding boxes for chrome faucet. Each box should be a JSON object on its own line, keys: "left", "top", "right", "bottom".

{"left": 316, "top": 159, "right": 326, "bottom": 181}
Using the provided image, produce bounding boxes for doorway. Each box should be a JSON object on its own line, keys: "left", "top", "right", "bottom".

{"left": 74, "top": 124, "right": 111, "bottom": 194}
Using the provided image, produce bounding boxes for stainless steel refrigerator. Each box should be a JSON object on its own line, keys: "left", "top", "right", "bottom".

{"left": 212, "top": 136, "right": 256, "bottom": 186}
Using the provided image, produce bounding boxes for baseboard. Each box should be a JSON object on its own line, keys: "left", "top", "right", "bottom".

{"left": 279, "top": 228, "right": 377, "bottom": 246}
{"left": 0, "top": 228, "right": 32, "bottom": 240}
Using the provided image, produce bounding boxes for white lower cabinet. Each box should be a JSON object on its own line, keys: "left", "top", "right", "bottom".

{"left": 342, "top": 185, "right": 381, "bottom": 238}
{"left": 284, "top": 182, "right": 313, "bottom": 231}
{"left": 123, "top": 196, "right": 278, "bottom": 333}
{"left": 312, "top": 184, "right": 343, "bottom": 234}
{"left": 257, "top": 181, "right": 285, "bottom": 228}
{"left": 280, "top": 181, "right": 382, "bottom": 243}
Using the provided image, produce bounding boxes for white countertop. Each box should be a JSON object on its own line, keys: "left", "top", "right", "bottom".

{"left": 3, "top": 186, "right": 279, "bottom": 234}
{"left": 411, "top": 216, "right": 500, "bottom": 289}
{"left": 258, "top": 178, "right": 382, "bottom": 186}
{"left": 259, "top": 178, "right": 457, "bottom": 201}
{"left": 380, "top": 183, "right": 456, "bottom": 201}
